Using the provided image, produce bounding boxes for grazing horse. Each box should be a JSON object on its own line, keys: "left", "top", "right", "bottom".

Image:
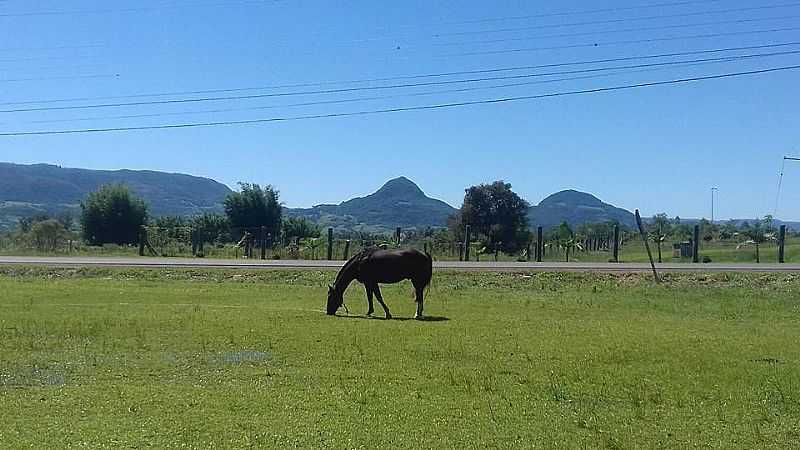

{"left": 326, "top": 248, "right": 432, "bottom": 319}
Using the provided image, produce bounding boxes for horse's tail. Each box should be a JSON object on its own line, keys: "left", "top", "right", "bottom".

{"left": 423, "top": 251, "right": 433, "bottom": 297}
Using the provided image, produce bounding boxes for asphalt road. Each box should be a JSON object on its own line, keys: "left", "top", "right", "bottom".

{"left": 0, "top": 256, "right": 798, "bottom": 273}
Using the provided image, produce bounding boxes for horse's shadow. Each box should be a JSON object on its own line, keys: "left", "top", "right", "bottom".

{"left": 337, "top": 314, "right": 449, "bottom": 322}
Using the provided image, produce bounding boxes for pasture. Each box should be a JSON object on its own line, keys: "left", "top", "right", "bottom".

{"left": 1, "top": 268, "right": 799, "bottom": 448}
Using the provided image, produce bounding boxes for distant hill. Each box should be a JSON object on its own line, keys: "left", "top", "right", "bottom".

{"left": 673, "top": 218, "right": 800, "bottom": 232}
{"left": 528, "top": 190, "right": 635, "bottom": 229}
{"left": 286, "top": 177, "right": 457, "bottom": 232}
{"left": 0, "top": 162, "right": 232, "bottom": 230}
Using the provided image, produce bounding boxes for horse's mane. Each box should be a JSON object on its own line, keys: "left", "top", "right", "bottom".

{"left": 334, "top": 247, "right": 376, "bottom": 287}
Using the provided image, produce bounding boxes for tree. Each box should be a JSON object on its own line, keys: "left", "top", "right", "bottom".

{"left": 699, "top": 218, "right": 716, "bottom": 242}
{"left": 55, "top": 211, "right": 75, "bottom": 230}
{"left": 453, "top": 181, "right": 530, "bottom": 254}
{"left": 30, "top": 219, "right": 70, "bottom": 251}
{"left": 223, "top": 183, "right": 282, "bottom": 237}
{"left": 282, "top": 217, "right": 320, "bottom": 240}
{"left": 650, "top": 214, "right": 671, "bottom": 263}
{"left": 191, "top": 213, "right": 230, "bottom": 244}
{"left": 739, "top": 216, "right": 776, "bottom": 263}
{"left": 719, "top": 220, "right": 739, "bottom": 241}
{"left": 556, "top": 221, "right": 582, "bottom": 262}
{"left": 18, "top": 213, "right": 50, "bottom": 233}
{"left": 80, "top": 184, "right": 148, "bottom": 245}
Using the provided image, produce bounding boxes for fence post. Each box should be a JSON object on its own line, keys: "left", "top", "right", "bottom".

{"left": 613, "top": 225, "right": 620, "bottom": 262}
{"left": 536, "top": 226, "right": 543, "bottom": 262}
{"left": 138, "top": 226, "right": 146, "bottom": 256}
{"left": 464, "top": 225, "right": 471, "bottom": 262}
{"left": 395, "top": 227, "right": 402, "bottom": 247}
{"left": 327, "top": 227, "right": 334, "bottom": 260}
{"left": 260, "top": 227, "right": 266, "bottom": 260}
{"left": 526, "top": 241, "right": 531, "bottom": 262}
{"left": 779, "top": 225, "right": 786, "bottom": 263}
{"left": 458, "top": 242, "right": 464, "bottom": 261}
{"left": 693, "top": 225, "right": 700, "bottom": 263}
{"left": 343, "top": 239, "right": 351, "bottom": 260}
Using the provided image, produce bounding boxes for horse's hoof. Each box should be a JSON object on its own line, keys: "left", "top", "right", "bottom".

{"left": 414, "top": 314, "right": 424, "bottom": 320}
{"left": 385, "top": 314, "right": 393, "bottom": 320}
{"left": 366, "top": 311, "right": 373, "bottom": 316}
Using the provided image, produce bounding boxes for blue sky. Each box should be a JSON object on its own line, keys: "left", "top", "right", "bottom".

{"left": 2, "top": 0, "right": 799, "bottom": 220}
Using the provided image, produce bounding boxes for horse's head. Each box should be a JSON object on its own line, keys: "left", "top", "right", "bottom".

{"left": 326, "top": 285, "right": 343, "bottom": 315}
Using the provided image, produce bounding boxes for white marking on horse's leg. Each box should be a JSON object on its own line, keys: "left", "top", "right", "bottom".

{"left": 414, "top": 287, "right": 424, "bottom": 319}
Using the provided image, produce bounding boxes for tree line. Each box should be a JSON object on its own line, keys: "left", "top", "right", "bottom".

{"left": 3, "top": 180, "right": 790, "bottom": 257}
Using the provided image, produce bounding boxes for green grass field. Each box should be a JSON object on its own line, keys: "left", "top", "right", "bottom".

{"left": 1, "top": 268, "right": 799, "bottom": 448}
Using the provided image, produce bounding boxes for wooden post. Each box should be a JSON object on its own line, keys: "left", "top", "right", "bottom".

{"left": 260, "top": 226, "right": 267, "bottom": 260}
{"left": 344, "top": 239, "right": 351, "bottom": 260}
{"left": 191, "top": 227, "right": 198, "bottom": 257}
{"left": 693, "top": 225, "right": 700, "bottom": 263}
{"left": 138, "top": 226, "right": 146, "bottom": 256}
{"left": 396, "top": 227, "right": 402, "bottom": 246}
{"left": 635, "top": 209, "right": 660, "bottom": 283}
{"left": 526, "top": 241, "right": 531, "bottom": 262}
{"left": 779, "top": 225, "right": 786, "bottom": 263}
{"left": 613, "top": 225, "right": 620, "bottom": 262}
{"left": 464, "top": 225, "right": 471, "bottom": 262}
{"left": 536, "top": 226, "right": 543, "bottom": 262}
{"left": 458, "top": 242, "right": 464, "bottom": 261}
{"left": 327, "top": 227, "right": 334, "bottom": 260}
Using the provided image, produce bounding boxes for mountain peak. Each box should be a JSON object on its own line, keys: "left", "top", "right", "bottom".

{"left": 540, "top": 190, "right": 604, "bottom": 207}
{"left": 530, "top": 189, "right": 635, "bottom": 228}
{"left": 375, "top": 176, "right": 425, "bottom": 197}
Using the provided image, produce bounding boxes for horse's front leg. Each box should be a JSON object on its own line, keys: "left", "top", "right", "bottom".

{"left": 372, "top": 284, "right": 392, "bottom": 319}
{"left": 364, "top": 285, "right": 374, "bottom": 316}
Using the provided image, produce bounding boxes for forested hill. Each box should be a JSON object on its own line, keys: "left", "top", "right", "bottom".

{"left": 528, "top": 190, "right": 636, "bottom": 229}
{"left": 285, "top": 177, "right": 457, "bottom": 232}
{"left": 0, "top": 163, "right": 232, "bottom": 229}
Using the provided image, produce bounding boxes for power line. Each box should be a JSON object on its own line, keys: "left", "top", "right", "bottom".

{"left": 2, "top": 64, "right": 798, "bottom": 136}
{"left": 437, "top": 14, "right": 800, "bottom": 47}
{"left": 437, "top": 2, "right": 800, "bottom": 37}
{"left": 436, "top": 0, "right": 727, "bottom": 26}
{"left": 443, "top": 26, "right": 800, "bottom": 57}
{"left": 298, "top": 1, "right": 783, "bottom": 48}
{"left": 4, "top": 41, "right": 799, "bottom": 111}
{"left": 0, "top": 43, "right": 104, "bottom": 53}
{"left": 4, "top": 49, "right": 799, "bottom": 113}
{"left": 0, "top": 73, "right": 120, "bottom": 83}
{"left": 193, "top": 0, "right": 727, "bottom": 48}
{"left": 24, "top": 57, "right": 773, "bottom": 125}
{"left": 0, "top": 54, "right": 98, "bottom": 63}
{"left": 0, "top": 0, "right": 276, "bottom": 18}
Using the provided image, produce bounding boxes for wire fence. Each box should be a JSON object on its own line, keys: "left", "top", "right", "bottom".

{"left": 1, "top": 223, "right": 796, "bottom": 264}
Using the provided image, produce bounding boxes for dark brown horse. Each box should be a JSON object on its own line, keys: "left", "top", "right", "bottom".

{"left": 326, "top": 248, "right": 432, "bottom": 319}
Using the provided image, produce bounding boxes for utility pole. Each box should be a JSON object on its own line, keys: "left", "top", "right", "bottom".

{"left": 711, "top": 187, "right": 719, "bottom": 223}
{"left": 776, "top": 156, "right": 800, "bottom": 216}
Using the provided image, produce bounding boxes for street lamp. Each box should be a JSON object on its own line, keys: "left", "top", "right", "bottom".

{"left": 711, "top": 187, "right": 719, "bottom": 223}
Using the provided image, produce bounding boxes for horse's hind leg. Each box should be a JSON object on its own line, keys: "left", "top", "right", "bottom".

{"left": 364, "top": 285, "right": 375, "bottom": 316}
{"left": 372, "top": 284, "right": 392, "bottom": 319}
{"left": 413, "top": 282, "right": 424, "bottom": 320}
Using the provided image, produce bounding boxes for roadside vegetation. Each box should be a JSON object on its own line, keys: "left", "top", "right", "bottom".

{"left": 0, "top": 182, "right": 796, "bottom": 264}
